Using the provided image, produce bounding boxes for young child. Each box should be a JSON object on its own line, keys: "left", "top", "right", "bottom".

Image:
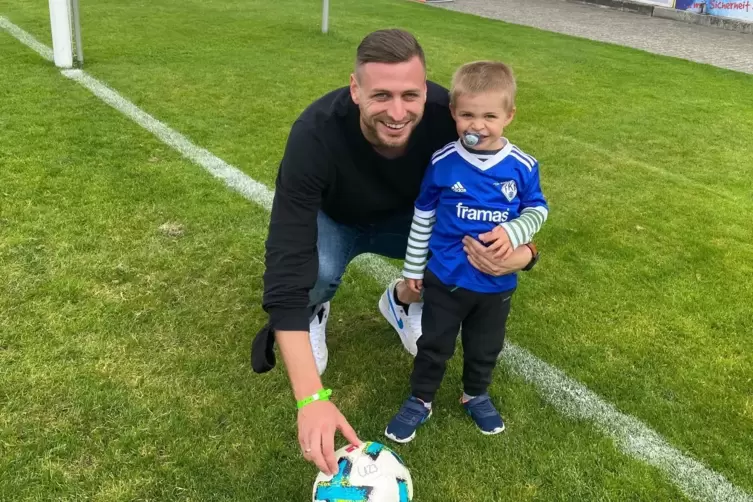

{"left": 385, "top": 61, "right": 549, "bottom": 443}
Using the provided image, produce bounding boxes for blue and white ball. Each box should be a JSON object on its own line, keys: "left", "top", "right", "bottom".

{"left": 312, "top": 441, "right": 413, "bottom": 502}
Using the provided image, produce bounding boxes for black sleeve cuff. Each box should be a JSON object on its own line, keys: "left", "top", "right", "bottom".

{"left": 250, "top": 307, "right": 311, "bottom": 374}
{"left": 269, "top": 307, "right": 311, "bottom": 333}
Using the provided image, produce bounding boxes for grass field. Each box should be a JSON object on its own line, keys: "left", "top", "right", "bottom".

{"left": 1, "top": 0, "right": 752, "bottom": 500}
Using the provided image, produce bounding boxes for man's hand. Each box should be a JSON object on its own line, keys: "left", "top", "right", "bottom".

{"left": 480, "top": 226, "right": 514, "bottom": 260}
{"left": 405, "top": 278, "right": 423, "bottom": 295}
{"left": 276, "top": 330, "right": 361, "bottom": 475}
{"left": 298, "top": 400, "right": 361, "bottom": 476}
{"left": 463, "top": 235, "right": 533, "bottom": 276}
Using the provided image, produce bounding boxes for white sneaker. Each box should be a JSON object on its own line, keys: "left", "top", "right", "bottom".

{"left": 309, "top": 302, "right": 330, "bottom": 375}
{"left": 378, "top": 280, "right": 422, "bottom": 356}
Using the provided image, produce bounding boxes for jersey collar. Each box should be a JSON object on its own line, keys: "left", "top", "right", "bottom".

{"left": 455, "top": 138, "right": 513, "bottom": 171}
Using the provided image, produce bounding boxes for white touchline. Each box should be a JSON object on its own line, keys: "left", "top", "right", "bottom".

{"left": 0, "top": 16, "right": 53, "bottom": 61}
{"left": 2, "top": 16, "right": 751, "bottom": 502}
{"left": 60, "top": 67, "right": 275, "bottom": 214}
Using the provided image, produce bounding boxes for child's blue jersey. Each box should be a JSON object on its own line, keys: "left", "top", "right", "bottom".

{"left": 413, "top": 139, "right": 548, "bottom": 293}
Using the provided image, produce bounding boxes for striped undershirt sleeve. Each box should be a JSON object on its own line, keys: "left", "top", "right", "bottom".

{"left": 402, "top": 207, "right": 436, "bottom": 280}
{"left": 499, "top": 206, "right": 548, "bottom": 250}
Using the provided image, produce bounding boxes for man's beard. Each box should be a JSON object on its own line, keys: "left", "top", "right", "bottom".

{"left": 362, "top": 112, "right": 419, "bottom": 149}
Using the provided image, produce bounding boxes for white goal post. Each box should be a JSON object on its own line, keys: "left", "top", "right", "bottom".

{"left": 48, "top": 0, "right": 83, "bottom": 68}
{"left": 322, "top": 0, "right": 329, "bottom": 33}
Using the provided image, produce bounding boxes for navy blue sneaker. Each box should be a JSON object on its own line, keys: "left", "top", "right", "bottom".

{"left": 463, "top": 394, "right": 505, "bottom": 435}
{"left": 384, "top": 396, "right": 432, "bottom": 443}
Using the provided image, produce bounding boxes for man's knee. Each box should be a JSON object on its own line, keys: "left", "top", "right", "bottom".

{"left": 308, "top": 252, "right": 350, "bottom": 306}
{"left": 317, "top": 257, "right": 344, "bottom": 288}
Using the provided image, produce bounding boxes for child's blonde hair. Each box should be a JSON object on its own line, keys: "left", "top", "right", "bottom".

{"left": 450, "top": 61, "right": 516, "bottom": 112}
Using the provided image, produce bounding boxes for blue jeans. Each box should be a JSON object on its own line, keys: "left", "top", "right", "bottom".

{"left": 251, "top": 209, "right": 413, "bottom": 374}
{"left": 309, "top": 210, "right": 413, "bottom": 309}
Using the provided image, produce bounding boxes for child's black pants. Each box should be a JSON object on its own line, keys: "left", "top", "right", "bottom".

{"left": 410, "top": 268, "right": 514, "bottom": 402}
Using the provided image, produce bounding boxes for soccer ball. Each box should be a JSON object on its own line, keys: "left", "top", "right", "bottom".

{"left": 312, "top": 441, "right": 413, "bottom": 502}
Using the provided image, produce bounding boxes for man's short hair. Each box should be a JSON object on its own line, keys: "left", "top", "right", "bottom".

{"left": 450, "top": 61, "right": 517, "bottom": 112}
{"left": 355, "top": 29, "right": 426, "bottom": 75}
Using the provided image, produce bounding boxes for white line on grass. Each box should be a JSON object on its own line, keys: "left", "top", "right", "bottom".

{"left": 2, "top": 16, "right": 751, "bottom": 502}
{"left": 0, "top": 16, "right": 53, "bottom": 62}
{"left": 60, "top": 68, "right": 275, "bottom": 213}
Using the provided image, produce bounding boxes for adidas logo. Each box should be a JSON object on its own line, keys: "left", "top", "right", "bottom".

{"left": 451, "top": 182, "right": 466, "bottom": 193}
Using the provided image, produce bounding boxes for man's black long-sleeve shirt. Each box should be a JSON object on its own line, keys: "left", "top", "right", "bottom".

{"left": 259, "top": 81, "right": 457, "bottom": 346}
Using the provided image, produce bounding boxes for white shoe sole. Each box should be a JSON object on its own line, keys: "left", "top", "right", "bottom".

{"left": 479, "top": 424, "right": 505, "bottom": 435}
{"left": 378, "top": 290, "right": 417, "bottom": 356}
{"left": 384, "top": 409, "right": 432, "bottom": 444}
{"left": 384, "top": 429, "right": 416, "bottom": 444}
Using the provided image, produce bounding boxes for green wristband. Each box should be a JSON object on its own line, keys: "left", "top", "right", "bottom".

{"left": 297, "top": 388, "right": 332, "bottom": 409}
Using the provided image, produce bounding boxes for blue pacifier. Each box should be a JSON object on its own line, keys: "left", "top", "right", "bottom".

{"left": 463, "top": 132, "right": 481, "bottom": 147}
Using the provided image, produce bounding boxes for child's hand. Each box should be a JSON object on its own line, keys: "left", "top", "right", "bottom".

{"left": 480, "top": 226, "right": 514, "bottom": 260}
{"left": 406, "top": 278, "right": 423, "bottom": 294}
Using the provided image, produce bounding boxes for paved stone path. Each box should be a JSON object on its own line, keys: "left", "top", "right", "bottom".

{"left": 429, "top": 0, "right": 753, "bottom": 74}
